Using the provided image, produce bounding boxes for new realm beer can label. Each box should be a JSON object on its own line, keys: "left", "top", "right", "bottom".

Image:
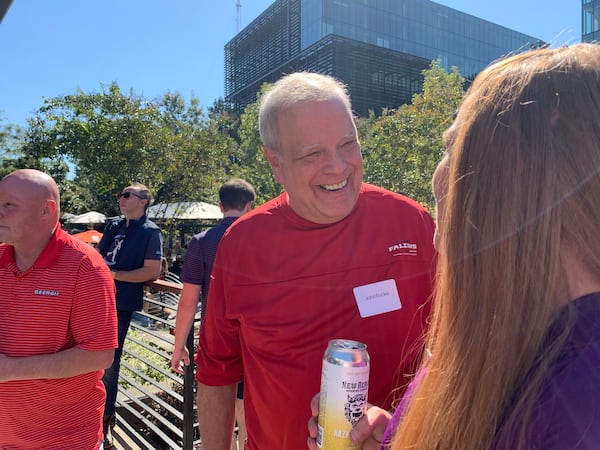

{"left": 317, "top": 339, "right": 370, "bottom": 450}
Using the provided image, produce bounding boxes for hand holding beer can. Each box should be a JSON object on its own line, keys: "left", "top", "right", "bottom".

{"left": 317, "top": 339, "right": 370, "bottom": 450}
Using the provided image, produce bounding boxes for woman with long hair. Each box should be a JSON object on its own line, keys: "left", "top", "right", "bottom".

{"left": 308, "top": 43, "right": 600, "bottom": 450}
{"left": 391, "top": 42, "right": 600, "bottom": 449}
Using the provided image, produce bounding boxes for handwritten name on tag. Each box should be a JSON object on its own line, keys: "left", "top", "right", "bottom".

{"left": 353, "top": 279, "right": 402, "bottom": 318}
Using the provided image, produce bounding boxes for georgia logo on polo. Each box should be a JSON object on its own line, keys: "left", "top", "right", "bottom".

{"left": 33, "top": 289, "right": 60, "bottom": 297}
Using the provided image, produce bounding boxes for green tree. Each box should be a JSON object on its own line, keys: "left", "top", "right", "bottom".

{"left": 23, "top": 85, "right": 262, "bottom": 217}
{"left": 0, "top": 116, "right": 24, "bottom": 160}
{"left": 25, "top": 83, "right": 195, "bottom": 215}
{"left": 152, "top": 92, "right": 235, "bottom": 206}
{"left": 208, "top": 97, "right": 241, "bottom": 145}
{"left": 361, "top": 60, "right": 465, "bottom": 212}
{"left": 0, "top": 116, "right": 89, "bottom": 214}
{"left": 231, "top": 91, "right": 282, "bottom": 205}
{"left": 28, "top": 84, "right": 161, "bottom": 213}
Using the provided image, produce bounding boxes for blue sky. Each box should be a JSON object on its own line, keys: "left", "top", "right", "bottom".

{"left": 0, "top": 1, "right": 581, "bottom": 128}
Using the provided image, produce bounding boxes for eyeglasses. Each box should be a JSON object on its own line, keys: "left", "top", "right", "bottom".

{"left": 119, "top": 191, "right": 145, "bottom": 200}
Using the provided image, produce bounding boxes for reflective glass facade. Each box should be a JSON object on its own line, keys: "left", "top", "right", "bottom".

{"left": 301, "top": 0, "right": 541, "bottom": 79}
{"left": 583, "top": 0, "right": 600, "bottom": 42}
{"left": 225, "top": 0, "right": 543, "bottom": 115}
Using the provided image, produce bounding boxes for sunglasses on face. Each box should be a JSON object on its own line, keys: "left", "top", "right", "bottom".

{"left": 119, "top": 191, "right": 145, "bottom": 200}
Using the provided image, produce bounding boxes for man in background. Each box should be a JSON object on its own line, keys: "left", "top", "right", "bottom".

{"left": 196, "top": 72, "right": 437, "bottom": 449}
{"left": 0, "top": 169, "right": 117, "bottom": 449}
{"left": 171, "top": 178, "right": 255, "bottom": 450}
{"left": 98, "top": 182, "right": 163, "bottom": 447}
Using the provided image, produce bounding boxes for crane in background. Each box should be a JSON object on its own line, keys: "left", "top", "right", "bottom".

{"left": 236, "top": 0, "right": 242, "bottom": 33}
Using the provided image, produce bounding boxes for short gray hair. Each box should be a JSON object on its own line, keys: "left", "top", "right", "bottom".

{"left": 258, "top": 72, "right": 354, "bottom": 153}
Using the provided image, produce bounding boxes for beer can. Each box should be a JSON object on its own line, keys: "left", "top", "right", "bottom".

{"left": 317, "top": 339, "right": 370, "bottom": 450}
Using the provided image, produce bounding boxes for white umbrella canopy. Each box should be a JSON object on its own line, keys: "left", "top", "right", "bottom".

{"left": 147, "top": 202, "right": 223, "bottom": 220}
{"left": 65, "top": 211, "right": 107, "bottom": 224}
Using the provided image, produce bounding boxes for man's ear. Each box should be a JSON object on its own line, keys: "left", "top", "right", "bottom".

{"left": 263, "top": 146, "right": 284, "bottom": 185}
{"left": 43, "top": 199, "right": 58, "bottom": 217}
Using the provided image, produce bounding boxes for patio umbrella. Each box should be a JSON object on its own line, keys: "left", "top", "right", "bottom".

{"left": 66, "top": 211, "right": 107, "bottom": 225}
{"left": 147, "top": 202, "right": 223, "bottom": 220}
{"left": 72, "top": 229, "right": 103, "bottom": 244}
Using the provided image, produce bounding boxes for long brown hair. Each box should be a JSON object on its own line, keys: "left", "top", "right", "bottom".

{"left": 391, "top": 43, "right": 600, "bottom": 449}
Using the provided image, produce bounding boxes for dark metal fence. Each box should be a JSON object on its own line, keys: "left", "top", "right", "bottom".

{"left": 114, "top": 278, "right": 199, "bottom": 449}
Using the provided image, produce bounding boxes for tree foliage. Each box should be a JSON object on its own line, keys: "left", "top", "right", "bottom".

{"left": 0, "top": 117, "right": 24, "bottom": 160}
{"left": 25, "top": 83, "right": 176, "bottom": 215}
{"left": 154, "top": 92, "right": 236, "bottom": 207}
{"left": 230, "top": 86, "right": 282, "bottom": 205}
{"left": 361, "top": 61, "right": 465, "bottom": 212}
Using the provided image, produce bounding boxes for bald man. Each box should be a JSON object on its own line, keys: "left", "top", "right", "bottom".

{"left": 0, "top": 169, "right": 117, "bottom": 449}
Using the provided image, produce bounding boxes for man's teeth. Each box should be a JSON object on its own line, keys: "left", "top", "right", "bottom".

{"left": 321, "top": 180, "right": 347, "bottom": 191}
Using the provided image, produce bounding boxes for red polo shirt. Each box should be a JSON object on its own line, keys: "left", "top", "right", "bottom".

{"left": 0, "top": 225, "right": 117, "bottom": 449}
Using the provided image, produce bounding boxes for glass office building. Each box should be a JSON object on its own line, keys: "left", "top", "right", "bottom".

{"left": 225, "top": 0, "right": 543, "bottom": 116}
{"left": 583, "top": 0, "right": 600, "bottom": 42}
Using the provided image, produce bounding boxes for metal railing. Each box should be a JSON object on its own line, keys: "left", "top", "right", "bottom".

{"left": 114, "top": 278, "right": 199, "bottom": 449}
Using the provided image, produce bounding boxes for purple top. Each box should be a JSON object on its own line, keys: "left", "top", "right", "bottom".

{"left": 380, "top": 367, "right": 421, "bottom": 447}
{"left": 383, "top": 292, "right": 600, "bottom": 449}
{"left": 180, "top": 216, "right": 238, "bottom": 319}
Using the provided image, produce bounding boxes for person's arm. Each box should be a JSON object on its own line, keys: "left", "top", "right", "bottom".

{"left": 198, "top": 382, "right": 237, "bottom": 450}
{"left": 0, "top": 347, "right": 114, "bottom": 382}
{"left": 112, "top": 258, "right": 161, "bottom": 283}
{"left": 170, "top": 282, "right": 201, "bottom": 374}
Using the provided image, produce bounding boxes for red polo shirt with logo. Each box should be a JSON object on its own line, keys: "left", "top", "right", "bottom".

{"left": 0, "top": 225, "right": 117, "bottom": 449}
{"left": 196, "top": 183, "right": 437, "bottom": 450}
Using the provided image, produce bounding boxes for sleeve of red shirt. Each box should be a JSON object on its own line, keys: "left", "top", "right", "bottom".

{"left": 195, "top": 242, "right": 244, "bottom": 386}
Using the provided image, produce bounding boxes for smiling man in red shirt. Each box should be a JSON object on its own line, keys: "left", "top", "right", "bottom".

{"left": 196, "top": 73, "right": 436, "bottom": 450}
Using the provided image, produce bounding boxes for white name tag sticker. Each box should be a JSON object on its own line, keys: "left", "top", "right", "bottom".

{"left": 353, "top": 279, "right": 402, "bottom": 318}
